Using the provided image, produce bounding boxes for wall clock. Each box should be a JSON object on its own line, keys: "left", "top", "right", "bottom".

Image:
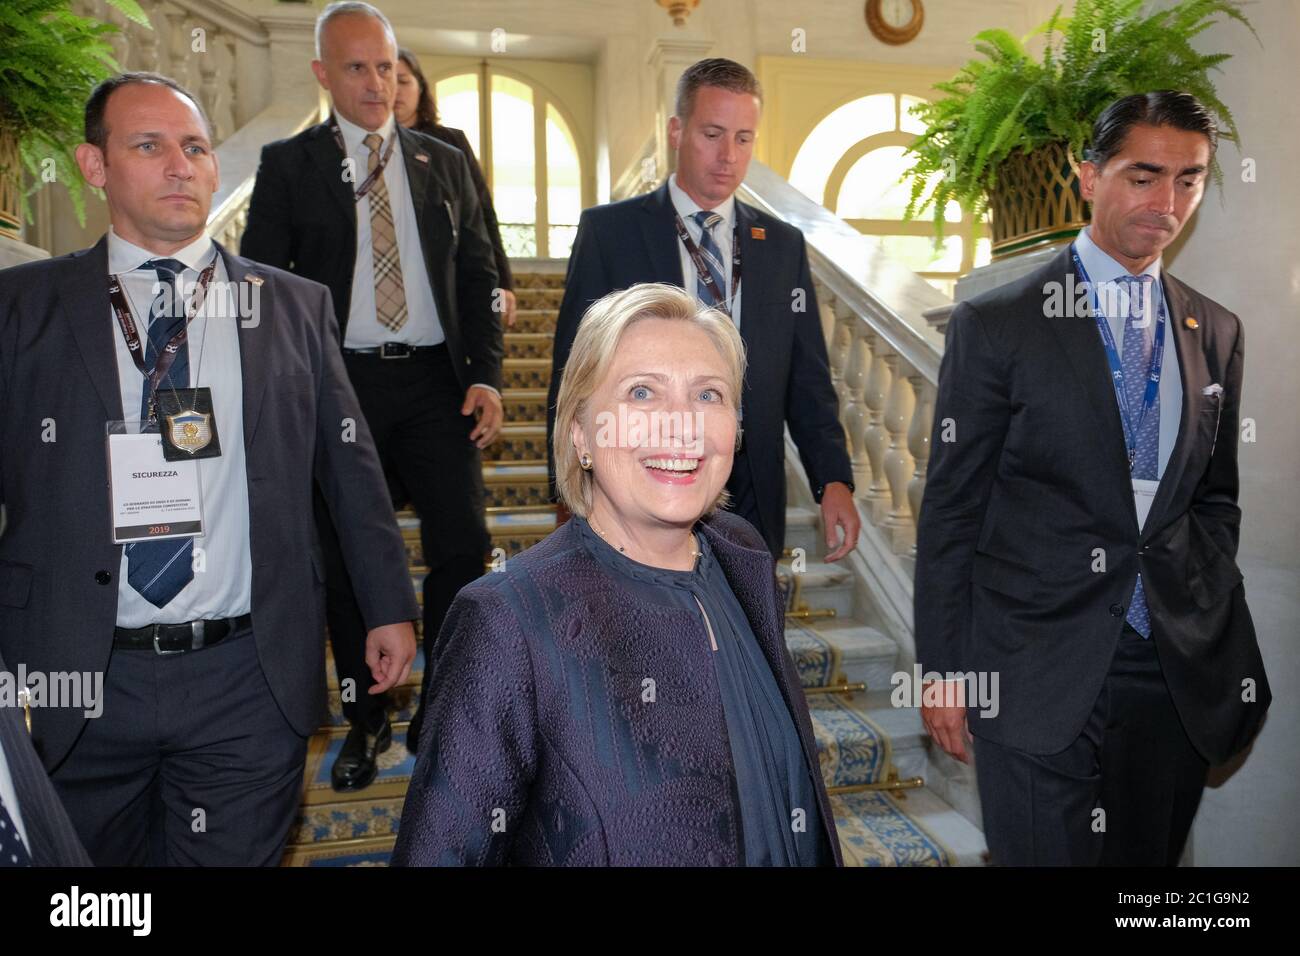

{"left": 865, "top": 0, "right": 924, "bottom": 45}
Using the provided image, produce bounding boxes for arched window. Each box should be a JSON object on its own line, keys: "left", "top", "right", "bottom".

{"left": 433, "top": 65, "right": 583, "bottom": 259}
{"left": 789, "top": 93, "right": 989, "bottom": 296}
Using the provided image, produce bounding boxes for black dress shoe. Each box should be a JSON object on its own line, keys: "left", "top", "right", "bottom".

{"left": 331, "top": 717, "right": 392, "bottom": 792}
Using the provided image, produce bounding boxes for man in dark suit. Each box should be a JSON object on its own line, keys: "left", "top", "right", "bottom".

{"left": 915, "top": 92, "right": 1271, "bottom": 865}
{"left": 241, "top": 2, "right": 504, "bottom": 774}
{"left": 0, "top": 72, "right": 417, "bottom": 865}
{"left": 547, "top": 58, "right": 857, "bottom": 561}
{"left": 0, "top": 647, "right": 90, "bottom": 867}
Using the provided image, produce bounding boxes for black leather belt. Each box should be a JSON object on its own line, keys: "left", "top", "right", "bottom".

{"left": 342, "top": 343, "right": 445, "bottom": 359}
{"left": 113, "top": 614, "right": 252, "bottom": 654}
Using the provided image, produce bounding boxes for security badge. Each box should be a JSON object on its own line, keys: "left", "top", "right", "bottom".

{"left": 157, "top": 387, "right": 222, "bottom": 461}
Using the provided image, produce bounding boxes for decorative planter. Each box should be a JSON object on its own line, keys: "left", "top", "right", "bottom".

{"left": 0, "top": 129, "right": 22, "bottom": 241}
{"left": 989, "top": 141, "right": 1089, "bottom": 260}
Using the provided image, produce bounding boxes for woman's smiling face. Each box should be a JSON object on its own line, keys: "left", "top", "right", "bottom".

{"left": 573, "top": 317, "right": 738, "bottom": 533}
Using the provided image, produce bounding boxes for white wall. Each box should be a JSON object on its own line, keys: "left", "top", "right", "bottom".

{"left": 1160, "top": 0, "right": 1300, "bottom": 865}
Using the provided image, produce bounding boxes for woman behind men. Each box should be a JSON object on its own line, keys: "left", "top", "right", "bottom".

{"left": 392, "top": 283, "right": 841, "bottom": 866}
{"left": 393, "top": 47, "right": 516, "bottom": 326}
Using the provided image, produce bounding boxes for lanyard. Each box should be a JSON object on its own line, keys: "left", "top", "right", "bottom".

{"left": 673, "top": 212, "right": 743, "bottom": 318}
{"left": 1070, "top": 244, "right": 1166, "bottom": 471}
{"left": 108, "top": 260, "right": 216, "bottom": 422}
{"left": 329, "top": 114, "right": 398, "bottom": 201}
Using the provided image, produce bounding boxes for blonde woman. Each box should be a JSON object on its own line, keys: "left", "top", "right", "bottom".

{"left": 393, "top": 283, "right": 840, "bottom": 866}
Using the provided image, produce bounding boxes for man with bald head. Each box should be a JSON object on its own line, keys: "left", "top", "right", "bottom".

{"left": 242, "top": 1, "right": 504, "bottom": 783}
{"left": 0, "top": 72, "right": 417, "bottom": 865}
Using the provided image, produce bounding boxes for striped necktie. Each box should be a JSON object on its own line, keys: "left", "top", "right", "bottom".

{"left": 124, "top": 258, "right": 194, "bottom": 609}
{"left": 1118, "top": 273, "right": 1158, "bottom": 639}
{"left": 364, "top": 132, "right": 408, "bottom": 333}
{"left": 691, "top": 210, "right": 727, "bottom": 310}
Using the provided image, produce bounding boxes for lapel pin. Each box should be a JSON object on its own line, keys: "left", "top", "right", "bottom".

{"left": 248, "top": 275, "right": 265, "bottom": 287}
{"left": 415, "top": 152, "right": 429, "bottom": 164}
{"left": 1184, "top": 316, "right": 1199, "bottom": 330}
{"left": 750, "top": 226, "right": 766, "bottom": 240}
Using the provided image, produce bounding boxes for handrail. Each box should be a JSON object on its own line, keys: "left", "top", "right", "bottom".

{"left": 738, "top": 160, "right": 948, "bottom": 384}
{"left": 207, "top": 83, "right": 322, "bottom": 249}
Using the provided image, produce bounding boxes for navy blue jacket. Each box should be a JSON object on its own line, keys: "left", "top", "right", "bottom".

{"left": 392, "top": 510, "right": 842, "bottom": 866}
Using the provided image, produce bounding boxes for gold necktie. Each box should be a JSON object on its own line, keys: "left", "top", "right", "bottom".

{"left": 364, "top": 132, "right": 407, "bottom": 333}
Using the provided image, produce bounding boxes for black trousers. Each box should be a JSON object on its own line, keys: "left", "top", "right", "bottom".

{"left": 973, "top": 623, "right": 1208, "bottom": 866}
{"left": 50, "top": 626, "right": 308, "bottom": 866}
{"left": 319, "top": 347, "right": 488, "bottom": 733}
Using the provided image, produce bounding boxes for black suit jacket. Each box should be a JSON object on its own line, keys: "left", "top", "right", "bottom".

{"left": 0, "top": 648, "right": 89, "bottom": 866}
{"left": 914, "top": 246, "right": 1270, "bottom": 765}
{"left": 0, "top": 238, "right": 419, "bottom": 771}
{"left": 548, "top": 182, "right": 852, "bottom": 555}
{"left": 240, "top": 121, "right": 503, "bottom": 393}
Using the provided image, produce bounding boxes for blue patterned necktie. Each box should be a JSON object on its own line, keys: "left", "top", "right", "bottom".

{"left": 0, "top": 794, "right": 31, "bottom": 866}
{"left": 1119, "top": 273, "right": 1158, "bottom": 638}
{"left": 125, "top": 257, "right": 194, "bottom": 609}
{"left": 691, "top": 210, "right": 728, "bottom": 309}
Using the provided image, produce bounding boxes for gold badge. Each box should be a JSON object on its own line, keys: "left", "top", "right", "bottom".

{"left": 1184, "top": 316, "right": 1199, "bottom": 330}
{"left": 750, "top": 226, "right": 766, "bottom": 240}
{"left": 166, "top": 410, "right": 213, "bottom": 454}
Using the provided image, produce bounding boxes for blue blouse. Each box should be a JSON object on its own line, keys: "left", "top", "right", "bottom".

{"left": 575, "top": 517, "right": 831, "bottom": 866}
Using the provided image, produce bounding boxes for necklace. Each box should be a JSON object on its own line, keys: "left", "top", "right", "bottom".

{"left": 589, "top": 518, "right": 702, "bottom": 564}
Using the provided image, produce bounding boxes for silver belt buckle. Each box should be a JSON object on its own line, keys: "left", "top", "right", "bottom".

{"left": 151, "top": 623, "right": 188, "bottom": 655}
{"left": 379, "top": 342, "right": 410, "bottom": 359}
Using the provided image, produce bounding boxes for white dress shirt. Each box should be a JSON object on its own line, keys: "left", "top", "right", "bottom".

{"left": 107, "top": 228, "right": 253, "bottom": 627}
{"left": 668, "top": 173, "right": 743, "bottom": 328}
{"left": 335, "top": 112, "right": 444, "bottom": 349}
{"left": 1075, "top": 225, "right": 1183, "bottom": 480}
{"left": 0, "top": 744, "right": 30, "bottom": 857}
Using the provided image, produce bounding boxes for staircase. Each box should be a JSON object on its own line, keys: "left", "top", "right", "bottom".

{"left": 279, "top": 260, "right": 986, "bottom": 867}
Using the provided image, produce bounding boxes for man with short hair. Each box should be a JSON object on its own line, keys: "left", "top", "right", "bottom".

{"left": 915, "top": 91, "right": 1271, "bottom": 865}
{"left": 241, "top": 2, "right": 505, "bottom": 773}
{"left": 0, "top": 72, "right": 417, "bottom": 865}
{"left": 548, "top": 57, "right": 858, "bottom": 562}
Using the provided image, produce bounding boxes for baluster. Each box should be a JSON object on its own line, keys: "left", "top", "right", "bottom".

{"left": 882, "top": 355, "right": 916, "bottom": 552}
{"left": 165, "top": 7, "right": 191, "bottom": 88}
{"left": 133, "top": 0, "right": 162, "bottom": 72}
{"left": 907, "top": 374, "right": 934, "bottom": 556}
{"left": 195, "top": 19, "right": 222, "bottom": 141}
{"left": 843, "top": 320, "right": 870, "bottom": 497}
{"left": 224, "top": 33, "right": 239, "bottom": 131}
{"left": 861, "top": 331, "right": 892, "bottom": 523}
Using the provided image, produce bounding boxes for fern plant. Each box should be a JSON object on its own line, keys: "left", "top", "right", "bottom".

{"left": 902, "top": 0, "right": 1256, "bottom": 238}
{"left": 0, "top": 0, "right": 150, "bottom": 226}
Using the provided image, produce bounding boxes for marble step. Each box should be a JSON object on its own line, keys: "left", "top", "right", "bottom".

{"left": 483, "top": 460, "right": 550, "bottom": 508}
{"left": 832, "top": 787, "right": 987, "bottom": 867}
{"left": 513, "top": 286, "right": 564, "bottom": 311}
{"left": 810, "top": 695, "right": 928, "bottom": 789}
{"left": 486, "top": 421, "right": 549, "bottom": 460}
{"left": 504, "top": 331, "right": 553, "bottom": 359}
{"left": 503, "top": 358, "right": 551, "bottom": 390}
{"left": 511, "top": 266, "right": 567, "bottom": 290}
{"left": 501, "top": 387, "right": 548, "bottom": 423}
{"left": 508, "top": 309, "right": 558, "bottom": 335}
{"left": 786, "top": 620, "right": 898, "bottom": 700}
{"left": 778, "top": 556, "right": 856, "bottom": 619}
